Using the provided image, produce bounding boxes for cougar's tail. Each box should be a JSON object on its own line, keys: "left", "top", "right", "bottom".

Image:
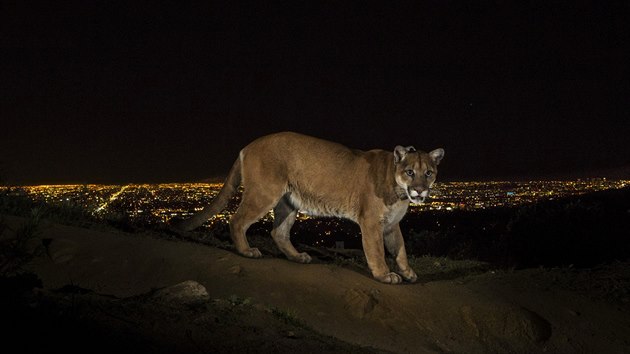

{"left": 174, "top": 157, "right": 242, "bottom": 232}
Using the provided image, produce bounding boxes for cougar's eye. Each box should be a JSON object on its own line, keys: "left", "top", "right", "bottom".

{"left": 405, "top": 170, "right": 415, "bottom": 177}
{"left": 425, "top": 170, "right": 433, "bottom": 177}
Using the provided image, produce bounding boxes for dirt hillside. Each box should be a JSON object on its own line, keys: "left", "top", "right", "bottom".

{"left": 3, "top": 215, "right": 630, "bottom": 353}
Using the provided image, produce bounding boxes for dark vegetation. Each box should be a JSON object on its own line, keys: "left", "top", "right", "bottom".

{"left": 0, "top": 274, "right": 379, "bottom": 354}
{"left": 0, "top": 208, "right": 44, "bottom": 275}
{"left": 401, "top": 186, "right": 630, "bottom": 269}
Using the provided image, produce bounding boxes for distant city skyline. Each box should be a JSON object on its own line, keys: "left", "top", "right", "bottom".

{"left": 13, "top": 178, "right": 628, "bottom": 216}
{"left": 7, "top": 179, "right": 627, "bottom": 248}
{"left": 3, "top": 168, "right": 629, "bottom": 186}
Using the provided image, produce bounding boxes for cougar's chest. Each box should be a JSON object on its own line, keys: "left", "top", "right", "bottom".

{"left": 382, "top": 201, "right": 409, "bottom": 226}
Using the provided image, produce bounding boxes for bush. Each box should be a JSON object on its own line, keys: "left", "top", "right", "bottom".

{"left": 0, "top": 208, "right": 44, "bottom": 275}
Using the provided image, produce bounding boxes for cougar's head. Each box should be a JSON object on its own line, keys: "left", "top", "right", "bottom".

{"left": 393, "top": 145, "right": 444, "bottom": 204}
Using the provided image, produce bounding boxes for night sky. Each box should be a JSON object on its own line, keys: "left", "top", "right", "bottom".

{"left": 1, "top": 1, "right": 629, "bottom": 184}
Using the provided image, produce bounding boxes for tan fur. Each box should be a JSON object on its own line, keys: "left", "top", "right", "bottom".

{"left": 176, "top": 132, "right": 444, "bottom": 284}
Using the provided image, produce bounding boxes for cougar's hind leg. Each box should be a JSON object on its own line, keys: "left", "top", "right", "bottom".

{"left": 271, "top": 196, "right": 311, "bottom": 263}
{"left": 229, "top": 184, "right": 282, "bottom": 259}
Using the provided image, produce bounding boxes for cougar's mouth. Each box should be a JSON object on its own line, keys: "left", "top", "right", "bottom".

{"left": 407, "top": 188, "right": 429, "bottom": 204}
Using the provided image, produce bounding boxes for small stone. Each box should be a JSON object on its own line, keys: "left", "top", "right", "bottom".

{"left": 567, "top": 309, "right": 581, "bottom": 317}
{"left": 151, "top": 280, "right": 209, "bottom": 306}
{"left": 343, "top": 288, "right": 380, "bottom": 319}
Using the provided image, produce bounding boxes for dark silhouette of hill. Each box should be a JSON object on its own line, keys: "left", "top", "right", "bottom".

{"left": 402, "top": 186, "right": 630, "bottom": 269}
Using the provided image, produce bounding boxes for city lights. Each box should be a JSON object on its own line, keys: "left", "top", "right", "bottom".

{"left": 5, "top": 179, "right": 626, "bottom": 226}
{"left": 2, "top": 178, "right": 626, "bottom": 250}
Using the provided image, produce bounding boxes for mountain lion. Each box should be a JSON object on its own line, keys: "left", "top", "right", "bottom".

{"left": 175, "top": 132, "right": 444, "bottom": 284}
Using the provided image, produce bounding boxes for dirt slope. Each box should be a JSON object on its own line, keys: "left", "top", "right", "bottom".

{"left": 5, "top": 215, "right": 630, "bottom": 353}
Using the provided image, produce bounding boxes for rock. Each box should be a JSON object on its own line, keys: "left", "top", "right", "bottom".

{"left": 229, "top": 265, "right": 242, "bottom": 274}
{"left": 150, "top": 280, "right": 209, "bottom": 306}
{"left": 460, "top": 304, "right": 552, "bottom": 347}
{"left": 460, "top": 305, "right": 480, "bottom": 337}
{"left": 566, "top": 309, "right": 581, "bottom": 317}
{"left": 519, "top": 307, "right": 553, "bottom": 343}
{"left": 343, "top": 288, "right": 382, "bottom": 319}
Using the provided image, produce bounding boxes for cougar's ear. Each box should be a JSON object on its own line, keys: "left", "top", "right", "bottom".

{"left": 394, "top": 145, "right": 415, "bottom": 164}
{"left": 394, "top": 145, "right": 407, "bottom": 164}
{"left": 429, "top": 148, "right": 445, "bottom": 165}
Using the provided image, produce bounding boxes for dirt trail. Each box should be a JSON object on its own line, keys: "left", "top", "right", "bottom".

{"left": 9, "top": 216, "right": 630, "bottom": 353}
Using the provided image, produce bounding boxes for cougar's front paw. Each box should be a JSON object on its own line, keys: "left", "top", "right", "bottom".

{"left": 241, "top": 248, "right": 262, "bottom": 258}
{"left": 289, "top": 252, "right": 312, "bottom": 264}
{"left": 399, "top": 268, "right": 418, "bottom": 283}
{"left": 375, "top": 272, "right": 403, "bottom": 284}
